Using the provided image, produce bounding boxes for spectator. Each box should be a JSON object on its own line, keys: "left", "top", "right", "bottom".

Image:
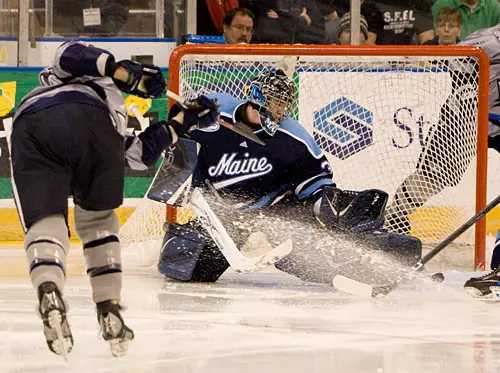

{"left": 196, "top": 0, "right": 221, "bottom": 35}
{"left": 327, "top": 12, "right": 369, "bottom": 44}
{"left": 317, "top": 0, "right": 347, "bottom": 18}
{"left": 432, "top": 0, "right": 500, "bottom": 40}
{"left": 251, "top": 0, "right": 325, "bottom": 44}
{"left": 320, "top": 0, "right": 382, "bottom": 44}
{"left": 222, "top": 7, "right": 256, "bottom": 44}
{"left": 319, "top": 0, "right": 341, "bottom": 43}
{"left": 364, "top": 0, "right": 435, "bottom": 45}
{"left": 425, "top": 7, "right": 462, "bottom": 44}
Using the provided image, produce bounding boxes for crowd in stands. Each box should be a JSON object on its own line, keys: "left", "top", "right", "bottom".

{"left": 21, "top": 0, "right": 500, "bottom": 45}
{"left": 199, "top": 0, "right": 500, "bottom": 46}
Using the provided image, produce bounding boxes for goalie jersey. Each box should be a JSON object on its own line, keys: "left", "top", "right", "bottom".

{"left": 186, "top": 93, "right": 335, "bottom": 209}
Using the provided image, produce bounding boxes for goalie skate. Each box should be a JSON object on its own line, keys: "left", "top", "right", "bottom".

{"left": 37, "top": 282, "right": 73, "bottom": 360}
{"left": 97, "top": 300, "right": 135, "bottom": 357}
{"left": 464, "top": 268, "right": 500, "bottom": 301}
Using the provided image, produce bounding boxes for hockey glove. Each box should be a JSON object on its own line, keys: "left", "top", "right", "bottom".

{"left": 113, "top": 60, "right": 166, "bottom": 99}
{"left": 171, "top": 95, "right": 220, "bottom": 136}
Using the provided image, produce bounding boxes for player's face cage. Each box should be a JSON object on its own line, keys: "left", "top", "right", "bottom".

{"left": 246, "top": 70, "right": 296, "bottom": 136}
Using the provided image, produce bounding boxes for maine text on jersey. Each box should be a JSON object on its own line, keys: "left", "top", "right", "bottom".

{"left": 208, "top": 152, "right": 273, "bottom": 178}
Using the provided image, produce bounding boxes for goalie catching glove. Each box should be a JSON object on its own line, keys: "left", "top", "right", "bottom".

{"left": 168, "top": 95, "right": 221, "bottom": 136}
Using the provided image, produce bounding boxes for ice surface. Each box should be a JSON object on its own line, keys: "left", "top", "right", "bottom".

{"left": 1, "top": 246, "right": 500, "bottom": 373}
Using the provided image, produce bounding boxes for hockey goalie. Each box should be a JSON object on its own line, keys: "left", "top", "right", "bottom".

{"left": 154, "top": 69, "right": 422, "bottom": 288}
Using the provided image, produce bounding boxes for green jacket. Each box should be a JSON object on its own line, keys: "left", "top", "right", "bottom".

{"left": 432, "top": 0, "right": 500, "bottom": 39}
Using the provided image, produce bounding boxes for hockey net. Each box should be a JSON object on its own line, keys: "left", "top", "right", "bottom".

{"left": 119, "top": 44, "right": 489, "bottom": 270}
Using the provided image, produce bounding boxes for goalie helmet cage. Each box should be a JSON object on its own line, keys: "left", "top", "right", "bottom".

{"left": 120, "top": 44, "right": 489, "bottom": 271}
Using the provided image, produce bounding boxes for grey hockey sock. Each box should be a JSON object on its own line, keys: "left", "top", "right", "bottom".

{"left": 74, "top": 206, "right": 122, "bottom": 303}
{"left": 25, "top": 215, "right": 70, "bottom": 294}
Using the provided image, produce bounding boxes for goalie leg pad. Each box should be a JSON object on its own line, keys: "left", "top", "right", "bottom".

{"left": 274, "top": 246, "right": 344, "bottom": 285}
{"left": 363, "top": 231, "right": 422, "bottom": 266}
{"left": 274, "top": 228, "right": 421, "bottom": 286}
{"left": 158, "top": 222, "right": 229, "bottom": 282}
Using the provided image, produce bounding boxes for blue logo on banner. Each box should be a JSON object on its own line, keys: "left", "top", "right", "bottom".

{"left": 313, "top": 97, "right": 374, "bottom": 160}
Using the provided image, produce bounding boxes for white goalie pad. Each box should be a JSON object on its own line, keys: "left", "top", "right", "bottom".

{"left": 188, "top": 188, "right": 293, "bottom": 273}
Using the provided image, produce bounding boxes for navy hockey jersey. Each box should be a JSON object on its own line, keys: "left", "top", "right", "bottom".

{"left": 13, "top": 41, "right": 173, "bottom": 170}
{"left": 187, "top": 93, "right": 335, "bottom": 209}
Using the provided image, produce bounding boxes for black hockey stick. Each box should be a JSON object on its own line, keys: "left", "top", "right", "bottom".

{"left": 166, "top": 90, "right": 265, "bottom": 146}
{"left": 334, "top": 193, "right": 500, "bottom": 298}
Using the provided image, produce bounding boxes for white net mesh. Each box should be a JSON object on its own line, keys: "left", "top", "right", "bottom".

{"left": 119, "top": 46, "right": 487, "bottom": 269}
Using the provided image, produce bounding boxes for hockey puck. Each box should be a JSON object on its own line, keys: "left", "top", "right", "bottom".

{"left": 430, "top": 272, "right": 445, "bottom": 282}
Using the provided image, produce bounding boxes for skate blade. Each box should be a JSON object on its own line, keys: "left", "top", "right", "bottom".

{"left": 47, "top": 309, "right": 72, "bottom": 361}
{"left": 109, "top": 337, "right": 130, "bottom": 357}
{"left": 464, "top": 286, "right": 500, "bottom": 302}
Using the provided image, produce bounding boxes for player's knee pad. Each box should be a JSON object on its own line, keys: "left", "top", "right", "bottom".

{"left": 364, "top": 231, "right": 422, "bottom": 266}
{"left": 24, "top": 215, "right": 70, "bottom": 291}
{"left": 158, "top": 222, "right": 229, "bottom": 282}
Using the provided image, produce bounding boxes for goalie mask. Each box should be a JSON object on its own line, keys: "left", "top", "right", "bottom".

{"left": 245, "top": 69, "right": 296, "bottom": 136}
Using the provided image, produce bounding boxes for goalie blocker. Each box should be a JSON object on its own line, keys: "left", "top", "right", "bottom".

{"left": 158, "top": 186, "right": 422, "bottom": 285}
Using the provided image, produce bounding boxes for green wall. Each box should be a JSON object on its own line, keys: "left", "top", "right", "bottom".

{"left": 0, "top": 68, "right": 170, "bottom": 199}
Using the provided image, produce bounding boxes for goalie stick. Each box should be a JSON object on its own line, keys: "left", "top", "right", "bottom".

{"left": 333, "top": 194, "right": 500, "bottom": 298}
{"left": 188, "top": 187, "right": 293, "bottom": 273}
{"left": 165, "top": 90, "right": 265, "bottom": 146}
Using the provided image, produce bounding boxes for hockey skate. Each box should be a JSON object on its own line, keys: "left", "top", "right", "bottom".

{"left": 97, "top": 300, "right": 134, "bottom": 357}
{"left": 464, "top": 268, "right": 500, "bottom": 300}
{"left": 37, "top": 282, "right": 73, "bottom": 360}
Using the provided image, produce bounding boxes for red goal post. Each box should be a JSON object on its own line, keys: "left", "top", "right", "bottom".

{"left": 165, "top": 44, "right": 489, "bottom": 270}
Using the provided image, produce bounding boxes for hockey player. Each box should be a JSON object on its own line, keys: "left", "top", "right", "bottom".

{"left": 10, "top": 41, "right": 220, "bottom": 358}
{"left": 379, "top": 24, "right": 500, "bottom": 298}
{"left": 157, "top": 69, "right": 422, "bottom": 286}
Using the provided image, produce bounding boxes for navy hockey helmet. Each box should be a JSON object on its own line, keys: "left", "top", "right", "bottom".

{"left": 245, "top": 69, "right": 296, "bottom": 136}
